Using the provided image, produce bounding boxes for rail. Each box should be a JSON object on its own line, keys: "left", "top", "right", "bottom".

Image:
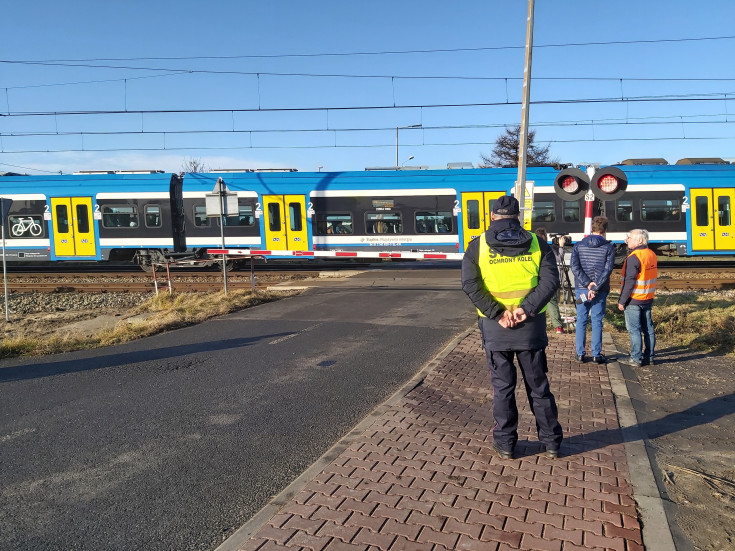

{"left": 4, "top": 266, "right": 735, "bottom": 293}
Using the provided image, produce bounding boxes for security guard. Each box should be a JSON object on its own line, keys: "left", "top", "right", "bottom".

{"left": 462, "top": 195, "right": 563, "bottom": 460}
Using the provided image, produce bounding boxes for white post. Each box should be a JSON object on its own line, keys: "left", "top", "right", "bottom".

{"left": 218, "top": 178, "right": 228, "bottom": 295}
{"left": 2, "top": 220, "right": 8, "bottom": 322}
{"left": 515, "top": 0, "right": 535, "bottom": 227}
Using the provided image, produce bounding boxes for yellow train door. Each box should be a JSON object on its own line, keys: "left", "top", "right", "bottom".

{"left": 50, "top": 197, "right": 97, "bottom": 257}
{"left": 461, "top": 191, "right": 505, "bottom": 250}
{"left": 263, "top": 195, "right": 287, "bottom": 250}
{"left": 690, "top": 189, "right": 714, "bottom": 251}
{"left": 263, "top": 195, "right": 308, "bottom": 251}
{"left": 713, "top": 188, "right": 735, "bottom": 251}
{"left": 284, "top": 195, "right": 308, "bottom": 251}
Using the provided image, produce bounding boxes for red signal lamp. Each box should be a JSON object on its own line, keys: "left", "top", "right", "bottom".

{"left": 553, "top": 168, "right": 589, "bottom": 201}
{"left": 590, "top": 167, "right": 628, "bottom": 200}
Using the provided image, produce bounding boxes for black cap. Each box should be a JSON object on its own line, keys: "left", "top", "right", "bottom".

{"left": 492, "top": 195, "right": 520, "bottom": 216}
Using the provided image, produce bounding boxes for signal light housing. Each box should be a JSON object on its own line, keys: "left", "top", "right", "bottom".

{"left": 553, "top": 168, "right": 590, "bottom": 201}
{"left": 590, "top": 167, "right": 628, "bottom": 201}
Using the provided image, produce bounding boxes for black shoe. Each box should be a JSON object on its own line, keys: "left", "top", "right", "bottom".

{"left": 575, "top": 354, "right": 586, "bottom": 363}
{"left": 492, "top": 444, "right": 514, "bottom": 460}
{"left": 545, "top": 449, "right": 559, "bottom": 459}
{"left": 642, "top": 357, "right": 655, "bottom": 366}
{"left": 619, "top": 356, "right": 642, "bottom": 367}
{"left": 593, "top": 355, "right": 607, "bottom": 364}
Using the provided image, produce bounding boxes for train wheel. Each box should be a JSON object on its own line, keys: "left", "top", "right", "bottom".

{"left": 216, "top": 259, "right": 236, "bottom": 272}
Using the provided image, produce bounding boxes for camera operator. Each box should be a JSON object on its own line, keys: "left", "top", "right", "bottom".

{"left": 570, "top": 216, "right": 615, "bottom": 364}
{"left": 534, "top": 228, "right": 565, "bottom": 333}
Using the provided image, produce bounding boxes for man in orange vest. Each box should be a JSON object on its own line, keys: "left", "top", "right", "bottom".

{"left": 617, "top": 229, "right": 658, "bottom": 367}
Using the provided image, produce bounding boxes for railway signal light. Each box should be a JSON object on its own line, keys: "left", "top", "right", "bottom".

{"left": 590, "top": 167, "right": 628, "bottom": 201}
{"left": 553, "top": 168, "right": 590, "bottom": 201}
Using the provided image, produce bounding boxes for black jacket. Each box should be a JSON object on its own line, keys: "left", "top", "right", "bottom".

{"left": 462, "top": 218, "right": 560, "bottom": 351}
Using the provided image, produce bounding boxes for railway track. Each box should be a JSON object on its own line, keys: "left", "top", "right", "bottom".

{"left": 1, "top": 270, "right": 330, "bottom": 293}
{"left": 3, "top": 266, "right": 735, "bottom": 293}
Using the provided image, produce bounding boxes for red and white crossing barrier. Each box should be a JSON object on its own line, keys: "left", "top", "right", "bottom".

{"left": 207, "top": 248, "right": 464, "bottom": 260}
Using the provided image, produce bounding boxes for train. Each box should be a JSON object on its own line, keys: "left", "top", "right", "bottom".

{"left": 0, "top": 157, "right": 733, "bottom": 269}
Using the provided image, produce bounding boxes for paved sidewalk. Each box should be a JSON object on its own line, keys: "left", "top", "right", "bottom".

{"left": 232, "top": 330, "right": 650, "bottom": 551}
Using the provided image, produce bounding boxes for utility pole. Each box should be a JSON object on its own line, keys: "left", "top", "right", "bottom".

{"left": 515, "top": 0, "right": 535, "bottom": 227}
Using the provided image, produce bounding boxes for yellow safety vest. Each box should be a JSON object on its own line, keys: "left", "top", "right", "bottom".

{"left": 622, "top": 248, "right": 658, "bottom": 301}
{"left": 477, "top": 233, "right": 546, "bottom": 317}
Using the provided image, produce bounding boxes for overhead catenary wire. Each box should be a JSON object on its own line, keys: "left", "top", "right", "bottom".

{"left": 3, "top": 32, "right": 734, "bottom": 166}
{"left": 5, "top": 134, "right": 735, "bottom": 156}
{"left": 3, "top": 109, "right": 733, "bottom": 138}
{"left": 3, "top": 33, "right": 734, "bottom": 63}
{"left": 3, "top": 91, "right": 735, "bottom": 118}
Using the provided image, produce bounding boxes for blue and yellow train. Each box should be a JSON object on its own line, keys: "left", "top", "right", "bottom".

{"left": 0, "top": 157, "right": 732, "bottom": 268}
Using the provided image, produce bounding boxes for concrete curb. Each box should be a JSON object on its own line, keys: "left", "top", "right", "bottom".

{"left": 604, "top": 332, "right": 677, "bottom": 551}
{"left": 214, "top": 326, "right": 477, "bottom": 551}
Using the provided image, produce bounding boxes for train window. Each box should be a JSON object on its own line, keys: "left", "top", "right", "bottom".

{"left": 718, "top": 196, "right": 731, "bottom": 227}
{"left": 695, "top": 196, "right": 708, "bottom": 227}
{"left": 145, "top": 205, "right": 162, "bottom": 228}
{"left": 315, "top": 213, "right": 353, "bottom": 235}
{"left": 268, "top": 203, "right": 281, "bottom": 231}
{"left": 531, "top": 201, "right": 555, "bottom": 223}
{"left": 467, "top": 200, "right": 480, "bottom": 230}
{"left": 617, "top": 200, "right": 633, "bottom": 222}
{"left": 194, "top": 205, "right": 209, "bottom": 227}
{"left": 487, "top": 198, "right": 497, "bottom": 217}
{"left": 289, "top": 202, "right": 303, "bottom": 232}
{"left": 76, "top": 204, "right": 90, "bottom": 233}
{"left": 415, "top": 212, "right": 452, "bottom": 233}
{"left": 56, "top": 204, "right": 70, "bottom": 233}
{"left": 641, "top": 199, "right": 680, "bottom": 222}
{"left": 366, "top": 213, "right": 402, "bottom": 234}
{"left": 9, "top": 215, "right": 44, "bottom": 238}
{"left": 102, "top": 205, "right": 138, "bottom": 228}
{"left": 563, "top": 201, "right": 580, "bottom": 222}
{"left": 223, "top": 204, "right": 254, "bottom": 227}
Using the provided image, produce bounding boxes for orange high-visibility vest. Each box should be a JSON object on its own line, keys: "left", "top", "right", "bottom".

{"left": 622, "top": 248, "right": 658, "bottom": 300}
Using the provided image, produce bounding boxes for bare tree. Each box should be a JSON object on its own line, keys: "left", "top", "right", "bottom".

{"left": 181, "top": 157, "right": 208, "bottom": 173}
{"left": 480, "top": 125, "right": 556, "bottom": 168}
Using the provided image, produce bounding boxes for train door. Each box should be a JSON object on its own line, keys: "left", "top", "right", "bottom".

{"left": 690, "top": 188, "right": 735, "bottom": 252}
{"left": 714, "top": 188, "right": 735, "bottom": 251}
{"left": 262, "top": 195, "right": 308, "bottom": 251}
{"left": 461, "top": 192, "right": 505, "bottom": 250}
{"left": 50, "top": 197, "right": 97, "bottom": 257}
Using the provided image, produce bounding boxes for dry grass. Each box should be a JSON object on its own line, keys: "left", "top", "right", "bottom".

{"left": 0, "top": 290, "right": 296, "bottom": 359}
{"left": 605, "top": 291, "right": 735, "bottom": 355}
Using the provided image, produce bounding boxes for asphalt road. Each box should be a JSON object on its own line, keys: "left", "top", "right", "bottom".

{"left": 0, "top": 269, "right": 475, "bottom": 551}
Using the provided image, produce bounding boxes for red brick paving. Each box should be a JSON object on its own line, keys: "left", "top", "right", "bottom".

{"left": 238, "top": 331, "right": 643, "bottom": 550}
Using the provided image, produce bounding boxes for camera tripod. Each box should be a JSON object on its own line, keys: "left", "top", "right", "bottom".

{"left": 557, "top": 253, "right": 576, "bottom": 331}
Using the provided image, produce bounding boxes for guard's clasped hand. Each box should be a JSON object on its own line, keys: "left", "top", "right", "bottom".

{"left": 498, "top": 307, "right": 527, "bottom": 328}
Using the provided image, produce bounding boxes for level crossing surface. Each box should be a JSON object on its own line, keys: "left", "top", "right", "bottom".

{"left": 0, "top": 268, "right": 475, "bottom": 551}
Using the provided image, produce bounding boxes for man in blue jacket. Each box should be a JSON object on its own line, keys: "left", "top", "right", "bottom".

{"left": 570, "top": 216, "right": 615, "bottom": 364}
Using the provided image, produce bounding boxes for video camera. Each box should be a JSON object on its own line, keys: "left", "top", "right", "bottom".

{"left": 550, "top": 233, "right": 572, "bottom": 247}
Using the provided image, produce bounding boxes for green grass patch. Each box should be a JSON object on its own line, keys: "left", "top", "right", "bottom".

{"left": 605, "top": 291, "right": 735, "bottom": 355}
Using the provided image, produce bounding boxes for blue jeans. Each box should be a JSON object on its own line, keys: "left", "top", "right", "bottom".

{"left": 624, "top": 303, "right": 655, "bottom": 363}
{"left": 575, "top": 289, "right": 608, "bottom": 357}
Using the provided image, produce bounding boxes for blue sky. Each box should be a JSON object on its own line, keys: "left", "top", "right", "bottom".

{"left": 2, "top": 0, "right": 734, "bottom": 175}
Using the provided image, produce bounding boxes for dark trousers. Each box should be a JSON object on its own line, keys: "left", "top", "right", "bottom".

{"left": 485, "top": 349, "right": 563, "bottom": 452}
